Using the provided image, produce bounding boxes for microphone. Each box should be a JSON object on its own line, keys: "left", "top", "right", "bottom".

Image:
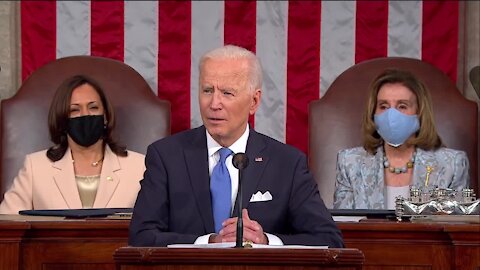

{"left": 469, "top": 65, "right": 480, "bottom": 98}
{"left": 232, "top": 153, "right": 249, "bottom": 248}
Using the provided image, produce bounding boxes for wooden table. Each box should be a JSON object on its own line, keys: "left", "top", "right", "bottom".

{"left": 339, "top": 220, "right": 480, "bottom": 270}
{"left": 0, "top": 216, "right": 129, "bottom": 270}
{"left": 0, "top": 216, "right": 478, "bottom": 270}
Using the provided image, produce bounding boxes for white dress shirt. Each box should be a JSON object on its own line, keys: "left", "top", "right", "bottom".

{"left": 195, "top": 125, "right": 283, "bottom": 245}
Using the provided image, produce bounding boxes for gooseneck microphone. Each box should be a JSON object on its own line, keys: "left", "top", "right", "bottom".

{"left": 232, "top": 153, "right": 249, "bottom": 248}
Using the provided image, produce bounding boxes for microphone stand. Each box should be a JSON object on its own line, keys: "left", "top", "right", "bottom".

{"left": 235, "top": 167, "right": 243, "bottom": 248}
{"left": 232, "top": 153, "right": 249, "bottom": 248}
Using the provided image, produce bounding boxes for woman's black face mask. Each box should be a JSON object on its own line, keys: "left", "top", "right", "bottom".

{"left": 67, "top": 115, "right": 105, "bottom": 147}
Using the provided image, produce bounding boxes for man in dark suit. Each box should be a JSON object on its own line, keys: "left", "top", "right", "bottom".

{"left": 129, "top": 45, "right": 343, "bottom": 247}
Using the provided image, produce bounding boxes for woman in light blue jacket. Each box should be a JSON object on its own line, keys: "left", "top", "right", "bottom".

{"left": 334, "top": 69, "right": 469, "bottom": 210}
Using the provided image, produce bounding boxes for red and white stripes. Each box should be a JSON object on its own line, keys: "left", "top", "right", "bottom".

{"left": 20, "top": 1, "right": 459, "bottom": 154}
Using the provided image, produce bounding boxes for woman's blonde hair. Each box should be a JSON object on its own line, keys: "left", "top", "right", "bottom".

{"left": 362, "top": 69, "right": 443, "bottom": 154}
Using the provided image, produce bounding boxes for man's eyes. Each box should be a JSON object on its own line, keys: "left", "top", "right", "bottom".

{"left": 202, "top": 88, "right": 235, "bottom": 96}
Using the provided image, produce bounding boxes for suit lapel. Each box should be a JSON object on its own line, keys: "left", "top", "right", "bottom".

{"left": 233, "top": 130, "right": 267, "bottom": 214}
{"left": 53, "top": 149, "right": 83, "bottom": 209}
{"left": 93, "top": 146, "right": 120, "bottom": 208}
{"left": 359, "top": 147, "right": 385, "bottom": 209}
{"left": 184, "top": 127, "right": 213, "bottom": 232}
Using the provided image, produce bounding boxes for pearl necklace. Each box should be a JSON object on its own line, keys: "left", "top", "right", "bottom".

{"left": 91, "top": 157, "right": 104, "bottom": 167}
{"left": 383, "top": 149, "right": 416, "bottom": 174}
{"left": 72, "top": 157, "right": 104, "bottom": 167}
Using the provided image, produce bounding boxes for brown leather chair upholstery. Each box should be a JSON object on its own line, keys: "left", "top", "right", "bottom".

{"left": 0, "top": 56, "right": 170, "bottom": 199}
{"left": 309, "top": 57, "right": 478, "bottom": 208}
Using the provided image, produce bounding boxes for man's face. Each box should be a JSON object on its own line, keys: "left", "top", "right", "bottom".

{"left": 199, "top": 57, "right": 261, "bottom": 147}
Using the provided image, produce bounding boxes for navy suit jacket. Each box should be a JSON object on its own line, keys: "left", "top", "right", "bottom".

{"left": 129, "top": 126, "right": 343, "bottom": 247}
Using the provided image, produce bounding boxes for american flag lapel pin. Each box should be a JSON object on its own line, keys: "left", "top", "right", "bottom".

{"left": 255, "top": 157, "right": 263, "bottom": 162}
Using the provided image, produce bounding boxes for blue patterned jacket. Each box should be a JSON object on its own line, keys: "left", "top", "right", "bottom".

{"left": 333, "top": 146, "right": 470, "bottom": 209}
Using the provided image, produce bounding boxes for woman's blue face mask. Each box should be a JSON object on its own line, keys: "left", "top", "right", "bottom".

{"left": 374, "top": 108, "right": 420, "bottom": 147}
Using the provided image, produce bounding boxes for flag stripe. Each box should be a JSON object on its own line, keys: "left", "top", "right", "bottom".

{"left": 255, "top": 1, "right": 288, "bottom": 143}
{"left": 19, "top": 1, "right": 462, "bottom": 155}
{"left": 124, "top": 1, "right": 159, "bottom": 94}
{"left": 387, "top": 1, "right": 421, "bottom": 58}
{"left": 224, "top": 1, "right": 257, "bottom": 129}
{"left": 190, "top": 1, "right": 224, "bottom": 129}
{"left": 56, "top": 1, "right": 90, "bottom": 58}
{"left": 422, "top": 1, "right": 458, "bottom": 82}
{"left": 320, "top": 1, "right": 356, "bottom": 97}
{"left": 224, "top": 1, "right": 256, "bottom": 52}
{"left": 355, "top": 1, "right": 389, "bottom": 63}
{"left": 158, "top": 1, "right": 192, "bottom": 133}
{"left": 286, "top": 1, "right": 321, "bottom": 154}
{"left": 91, "top": 1, "right": 124, "bottom": 61}
{"left": 21, "top": 1, "right": 56, "bottom": 81}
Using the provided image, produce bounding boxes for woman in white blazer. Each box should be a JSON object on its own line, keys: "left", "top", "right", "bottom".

{"left": 0, "top": 75, "right": 145, "bottom": 214}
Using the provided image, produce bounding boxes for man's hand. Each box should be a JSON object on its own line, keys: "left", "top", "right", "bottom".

{"left": 209, "top": 209, "right": 268, "bottom": 244}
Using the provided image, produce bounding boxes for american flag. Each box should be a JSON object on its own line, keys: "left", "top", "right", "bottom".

{"left": 21, "top": 1, "right": 459, "bottom": 154}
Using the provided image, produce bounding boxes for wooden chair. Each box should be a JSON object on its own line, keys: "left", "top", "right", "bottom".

{"left": 0, "top": 56, "right": 170, "bottom": 199}
{"left": 309, "top": 57, "right": 478, "bottom": 208}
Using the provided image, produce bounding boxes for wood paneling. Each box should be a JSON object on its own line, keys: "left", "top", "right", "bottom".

{"left": 113, "top": 247, "right": 364, "bottom": 270}
{"left": 0, "top": 218, "right": 478, "bottom": 270}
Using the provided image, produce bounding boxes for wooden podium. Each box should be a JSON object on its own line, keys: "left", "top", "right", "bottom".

{"left": 113, "top": 247, "right": 364, "bottom": 270}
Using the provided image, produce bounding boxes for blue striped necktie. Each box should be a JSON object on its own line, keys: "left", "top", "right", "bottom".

{"left": 210, "top": 147, "right": 233, "bottom": 233}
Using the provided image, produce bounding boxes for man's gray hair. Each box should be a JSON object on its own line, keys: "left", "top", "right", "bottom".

{"left": 199, "top": 45, "right": 263, "bottom": 91}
